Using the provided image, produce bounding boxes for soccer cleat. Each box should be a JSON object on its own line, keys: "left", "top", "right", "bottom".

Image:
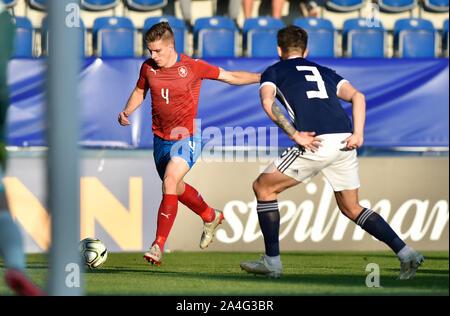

{"left": 143, "top": 244, "right": 162, "bottom": 266}
{"left": 200, "top": 209, "right": 225, "bottom": 249}
{"left": 240, "top": 255, "right": 282, "bottom": 279}
{"left": 4, "top": 269, "right": 46, "bottom": 296}
{"left": 397, "top": 248, "right": 425, "bottom": 280}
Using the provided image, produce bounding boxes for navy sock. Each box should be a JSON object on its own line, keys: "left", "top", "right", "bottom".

{"left": 355, "top": 208, "right": 406, "bottom": 254}
{"left": 257, "top": 200, "right": 280, "bottom": 257}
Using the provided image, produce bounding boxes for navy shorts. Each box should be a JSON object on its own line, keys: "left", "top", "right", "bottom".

{"left": 153, "top": 131, "right": 202, "bottom": 180}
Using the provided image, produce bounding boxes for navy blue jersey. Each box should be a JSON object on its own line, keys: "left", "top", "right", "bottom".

{"left": 260, "top": 58, "right": 353, "bottom": 136}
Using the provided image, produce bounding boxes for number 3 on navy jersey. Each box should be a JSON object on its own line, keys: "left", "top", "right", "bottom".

{"left": 296, "top": 66, "right": 329, "bottom": 99}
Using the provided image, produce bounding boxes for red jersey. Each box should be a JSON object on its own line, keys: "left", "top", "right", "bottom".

{"left": 136, "top": 54, "right": 220, "bottom": 140}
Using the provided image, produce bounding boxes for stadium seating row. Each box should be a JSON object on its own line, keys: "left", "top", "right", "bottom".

{"left": 12, "top": 15, "right": 449, "bottom": 58}
{"left": 325, "top": 0, "right": 448, "bottom": 13}
{"left": 3, "top": 0, "right": 167, "bottom": 11}
{"left": 3, "top": 0, "right": 449, "bottom": 13}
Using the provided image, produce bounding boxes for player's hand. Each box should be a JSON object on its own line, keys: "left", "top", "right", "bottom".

{"left": 118, "top": 111, "right": 131, "bottom": 126}
{"left": 0, "top": 140, "right": 7, "bottom": 171}
{"left": 291, "top": 131, "right": 323, "bottom": 152}
{"left": 342, "top": 133, "right": 363, "bottom": 150}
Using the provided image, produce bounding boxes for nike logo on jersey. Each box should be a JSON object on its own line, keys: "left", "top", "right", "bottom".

{"left": 150, "top": 68, "right": 157, "bottom": 75}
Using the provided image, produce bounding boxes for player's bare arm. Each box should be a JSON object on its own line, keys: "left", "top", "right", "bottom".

{"left": 271, "top": 103, "right": 296, "bottom": 137}
{"left": 337, "top": 81, "right": 366, "bottom": 149}
{"left": 118, "top": 87, "right": 145, "bottom": 126}
{"left": 217, "top": 67, "right": 261, "bottom": 85}
{"left": 260, "top": 85, "right": 323, "bottom": 151}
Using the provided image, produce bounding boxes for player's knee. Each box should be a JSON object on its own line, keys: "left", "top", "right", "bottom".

{"left": 252, "top": 179, "right": 264, "bottom": 197}
{"left": 252, "top": 180, "right": 259, "bottom": 195}
{"left": 253, "top": 179, "right": 274, "bottom": 201}
{"left": 162, "top": 175, "right": 179, "bottom": 193}
{"left": 339, "top": 206, "right": 362, "bottom": 221}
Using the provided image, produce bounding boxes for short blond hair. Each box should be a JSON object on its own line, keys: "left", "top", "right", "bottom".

{"left": 145, "top": 21, "right": 175, "bottom": 45}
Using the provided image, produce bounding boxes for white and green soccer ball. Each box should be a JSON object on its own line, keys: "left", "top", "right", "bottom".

{"left": 79, "top": 238, "right": 108, "bottom": 270}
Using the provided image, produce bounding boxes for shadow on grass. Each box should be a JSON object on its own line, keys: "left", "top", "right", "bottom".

{"left": 0, "top": 264, "right": 48, "bottom": 270}
{"left": 280, "top": 252, "right": 449, "bottom": 262}
{"left": 86, "top": 251, "right": 449, "bottom": 284}
{"left": 385, "top": 268, "right": 449, "bottom": 275}
{"left": 85, "top": 264, "right": 448, "bottom": 295}
{"left": 3, "top": 251, "right": 447, "bottom": 296}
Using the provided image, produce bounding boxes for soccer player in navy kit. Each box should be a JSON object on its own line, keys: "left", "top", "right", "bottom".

{"left": 240, "top": 25, "right": 424, "bottom": 280}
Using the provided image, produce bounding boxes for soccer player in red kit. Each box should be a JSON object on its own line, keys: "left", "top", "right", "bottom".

{"left": 118, "top": 22, "right": 260, "bottom": 265}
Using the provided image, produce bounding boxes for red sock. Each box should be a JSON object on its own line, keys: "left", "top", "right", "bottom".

{"left": 153, "top": 194, "right": 178, "bottom": 250}
{"left": 178, "top": 183, "right": 215, "bottom": 222}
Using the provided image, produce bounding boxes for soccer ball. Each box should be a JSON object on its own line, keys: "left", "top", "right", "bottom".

{"left": 79, "top": 238, "right": 108, "bottom": 270}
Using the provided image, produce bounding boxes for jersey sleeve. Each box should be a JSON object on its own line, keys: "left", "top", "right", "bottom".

{"left": 136, "top": 61, "right": 149, "bottom": 91}
{"left": 136, "top": 61, "right": 150, "bottom": 98}
{"left": 259, "top": 66, "right": 277, "bottom": 96}
{"left": 191, "top": 59, "right": 220, "bottom": 80}
{"left": 329, "top": 68, "right": 349, "bottom": 95}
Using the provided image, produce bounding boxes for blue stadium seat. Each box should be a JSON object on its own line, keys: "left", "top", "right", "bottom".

{"left": 93, "top": 17, "right": 136, "bottom": 57}
{"left": 28, "top": 0, "right": 46, "bottom": 11}
{"left": 294, "top": 18, "right": 335, "bottom": 58}
{"left": 144, "top": 16, "right": 187, "bottom": 54}
{"left": 194, "top": 17, "right": 238, "bottom": 57}
{"left": 378, "top": 0, "right": 417, "bottom": 12}
{"left": 243, "top": 17, "right": 284, "bottom": 57}
{"left": 125, "top": 0, "right": 167, "bottom": 11}
{"left": 80, "top": 0, "right": 119, "bottom": 11}
{"left": 343, "top": 18, "right": 386, "bottom": 57}
{"left": 3, "top": 0, "right": 18, "bottom": 8}
{"left": 12, "top": 16, "right": 35, "bottom": 57}
{"left": 443, "top": 19, "right": 449, "bottom": 56}
{"left": 325, "top": 0, "right": 363, "bottom": 12}
{"left": 394, "top": 18, "right": 436, "bottom": 58}
{"left": 41, "top": 16, "right": 86, "bottom": 57}
{"left": 423, "top": 0, "right": 449, "bottom": 12}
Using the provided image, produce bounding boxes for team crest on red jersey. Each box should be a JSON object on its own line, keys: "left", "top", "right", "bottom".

{"left": 178, "top": 66, "right": 188, "bottom": 78}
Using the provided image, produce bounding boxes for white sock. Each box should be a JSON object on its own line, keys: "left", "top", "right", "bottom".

{"left": 0, "top": 211, "right": 25, "bottom": 271}
{"left": 397, "top": 245, "right": 411, "bottom": 262}
{"left": 265, "top": 254, "right": 281, "bottom": 266}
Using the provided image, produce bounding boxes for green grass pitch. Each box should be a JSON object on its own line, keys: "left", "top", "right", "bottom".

{"left": 1, "top": 251, "right": 448, "bottom": 296}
